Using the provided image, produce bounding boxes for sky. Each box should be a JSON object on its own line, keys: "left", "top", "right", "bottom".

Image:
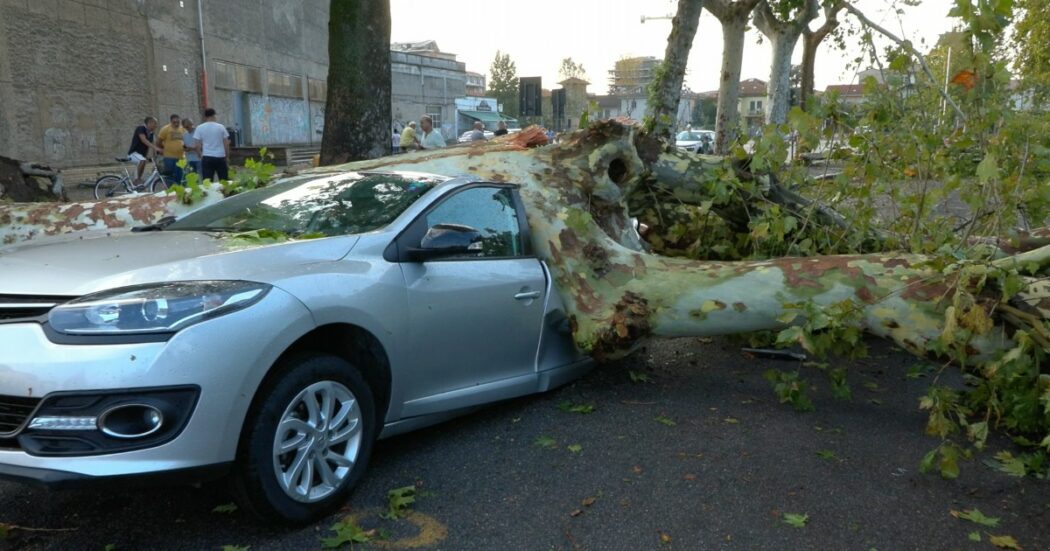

{"left": 389, "top": 0, "right": 960, "bottom": 94}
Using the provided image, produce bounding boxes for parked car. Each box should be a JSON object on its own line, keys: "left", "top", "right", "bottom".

{"left": 457, "top": 129, "right": 495, "bottom": 143}
{"left": 675, "top": 130, "right": 715, "bottom": 154}
{"left": 0, "top": 171, "right": 591, "bottom": 523}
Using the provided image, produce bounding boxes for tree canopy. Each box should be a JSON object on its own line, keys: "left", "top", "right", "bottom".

{"left": 488, "top": 50, "right": 519, "bottom": 117}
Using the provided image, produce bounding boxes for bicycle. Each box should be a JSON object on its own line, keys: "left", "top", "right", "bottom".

{"left": 93, "top": 156, "right": 174, "bottom": 200}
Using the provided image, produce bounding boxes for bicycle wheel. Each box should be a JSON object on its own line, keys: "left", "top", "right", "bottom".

{"left": 94, "top": 175, "right": 130, "bottom": 200}
{"left": 149, "top": 174, "right": 172, "bottom": 194}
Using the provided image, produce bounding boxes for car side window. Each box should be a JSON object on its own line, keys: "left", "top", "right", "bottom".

{"left": 424, "top": 187, "right": 522, "bottom": 258}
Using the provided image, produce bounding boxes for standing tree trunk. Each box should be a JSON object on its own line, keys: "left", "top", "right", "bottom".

{"left": 705, "top": 0, "right": 761, "bottom": 154}
{"left": 754, "top": 0, "right": 818, "bottom": 124}
{"left": 800, "top": 2, "right": 843, "bottom": 111}
{"left": 320, "top": 0, "right": 391, "bottom": 165}
{"left": 646, "top": 0, "right": 705, "bottom": 143}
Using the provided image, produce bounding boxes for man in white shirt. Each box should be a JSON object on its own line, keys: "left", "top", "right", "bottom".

{"left": 191, "top": 108, "right": 231, "bottom": 181}
{"left": 419, "top": 115, "right": 445, "bottom": 149}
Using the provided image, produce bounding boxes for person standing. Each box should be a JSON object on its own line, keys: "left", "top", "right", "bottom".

{"left": 392, "top": 128, "right": 401, "bottom": 154}
{"left": 493, "top": 120, "right": 509, "bottom": 136}
{"left": 156, "top": 114, "right": 184, "bottom": 184}
{"left": 191, "top": 108, "right": 230, "bottom": 182}
{"left": 399, "top": 121, "right": 418, "bottom": 152}
{"left": 181, "top": 118, "right": 201, "bottom": 176}
{"left": 127, "top": 116, "right": 162, "bottom": 185}
{"left": 419, "top": 115, "right": 445, "bottom": 149}
{"left": 469, "top": 121, "right": 486, "bottom": 141}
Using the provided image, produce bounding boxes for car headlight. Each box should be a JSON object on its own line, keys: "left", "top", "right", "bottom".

{"left": 48, "top": 281, "right": 271, "bottom": 335}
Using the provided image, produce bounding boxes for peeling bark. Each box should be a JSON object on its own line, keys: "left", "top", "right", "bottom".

{"left": 754, "top": 0, "right": 819, "bottom": 124}
{"left": 647, "top": 0, "right": 705, "bottom": 142}
{"left": 705, "top": 0, "right": 761, "bottom": 153}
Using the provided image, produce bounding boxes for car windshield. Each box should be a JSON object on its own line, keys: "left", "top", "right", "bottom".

{"left": 676, "top": 131, "right": 702, "bottom": 141}
{"left": 167, "top": 173, "right": 443, "bottom": 237}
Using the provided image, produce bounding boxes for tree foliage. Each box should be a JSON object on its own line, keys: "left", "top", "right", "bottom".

{"left": 488, "top": 50, "right": 520, "bottom": 117}
{"left": 558, "top": 57, "right": 587, "bottom": 81}
{"left": 1012, "top": 0, "right": 1050, "bottom": 101}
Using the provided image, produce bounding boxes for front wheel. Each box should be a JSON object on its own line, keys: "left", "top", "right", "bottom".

{"left": 232, "top": 353, "right": 376, "bottom": 524}
{"left": 150, "top": 175, "right": 172, "bottom": 194}
{"left": 94, "top": 175, "right": 129, "bottom": 200}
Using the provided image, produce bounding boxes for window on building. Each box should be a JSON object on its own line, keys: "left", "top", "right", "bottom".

{"left": 308, "top": 78, "right": 327, "bottom": 102}
{"left": 267, "top": 70, "right": 303, "bottom": 98}
{"left": 426, "top": 105, "right": 442, "bottom": 128}
{"left": 213, "top": 60, "right": 262, "bottom": 93}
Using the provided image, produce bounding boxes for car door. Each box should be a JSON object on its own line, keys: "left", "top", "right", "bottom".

{"left": 396, "top": 185, "right": 547, "bottom": 406}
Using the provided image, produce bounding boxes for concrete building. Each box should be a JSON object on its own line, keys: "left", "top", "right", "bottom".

{"left": 0, "top": 0, "right": 330, "bottom": 168}
{"left": 390, "top": 41, "right": 467, "bottom": 141}
{"left": 465, "top": 72, "right": 486, "bottom": 97}
{"left": 823, "top": 84, "right": 866, "bottom": 106}
{"left": 0, "top": 3, "right": 475, "bottom": 167}
{"left": 737, "top": 78, "right": 768, "bottom": 135}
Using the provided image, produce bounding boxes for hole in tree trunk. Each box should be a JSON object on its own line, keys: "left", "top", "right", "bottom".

{"left": 608, "top": 158, "right": 627, "bottom": 184}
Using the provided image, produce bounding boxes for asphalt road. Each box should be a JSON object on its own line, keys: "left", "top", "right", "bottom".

{"left": 1, "top": 337, "right": 1047, "bottom": 550}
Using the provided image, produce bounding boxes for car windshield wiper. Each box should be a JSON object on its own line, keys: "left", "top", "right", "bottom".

{"left": 131, "top": 216, "right": 177, "bottom": 232}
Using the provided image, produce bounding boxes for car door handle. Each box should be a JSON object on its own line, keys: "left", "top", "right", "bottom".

{"left": 514, "top": 291, "right": 542, "bottom": 300}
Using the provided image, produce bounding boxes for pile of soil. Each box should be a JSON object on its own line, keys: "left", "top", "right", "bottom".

{"left": 0, "top": 155, "right": 65, "bottom": 202}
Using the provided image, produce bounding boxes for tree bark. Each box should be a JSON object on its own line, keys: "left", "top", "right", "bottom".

{"left": 754, "top": 0, "right": 819, "bottom": 124}
{"left": 705, "top": 0, "right": 761, "bottom": 154}
{"left": 320, "top": 0, "right": 392, "bottom": 165}
{"left": 800, "top": 2, "right": 843, "bottom": 111}
{"left": 646, "top": 0, "right": 705, "bottom": 142}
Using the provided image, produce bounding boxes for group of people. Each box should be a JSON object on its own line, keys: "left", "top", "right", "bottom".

{"left": 392, "top": 117, "right": 510, "bottom": 153}
{"left": 127, "top": 108, "right": 231, "bottom": 186}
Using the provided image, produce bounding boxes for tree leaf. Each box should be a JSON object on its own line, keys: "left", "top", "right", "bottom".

{"left": 212, "top": 502, "right": 238, "bottom": 514}
{"left": 782, "top": 513, "right": 809, "bottom": 528}
{"left": 568, "top": 444, "right": 583, "bottom": 454}
{"left": 968, "top": 531, "right": 982, "bottom": 542}
{"left": 654, "top": 415, "right": 677, "bottom": 427}
{"left": 221, "top": 546, "right": 249, "bottom": 551}
{"left": 988, "top": 534, "right": 1022, "bottom": 550}
{"left": 976, "top": 153, "right": 999, "bottom": 183}
{"left": 950, "top": 508, "right": 1000, "bottom": 527}
{"left": 534, "top": 436, "right": 557, "bottom": 449}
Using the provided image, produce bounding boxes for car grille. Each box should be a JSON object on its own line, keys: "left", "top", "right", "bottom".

{"left": 0, "top": 395, "right": 41, "bottom": 436}
{"left": 0, "top": 294, "right": 72, "bottom": 321}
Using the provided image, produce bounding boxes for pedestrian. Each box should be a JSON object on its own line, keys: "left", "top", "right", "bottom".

{"left": 399, "top": 121, "right": 418, "bottom": 152}
{"left": 392, "top": 127, "right": 401, "bottom": 154}
{"left": 156, "top": 114, "right": 185, "bottom": 184}
{"left": 181, "top": 118, "right": 202, "bottom": 177}
{"left": 419, "top": 115, "right": 445, "bottom": 149}
{"left": 470, "top": 121, "right": 486, "bottom": 142}
{"left": 191, "top": 108, "right": 230, "bottom": 182}
{"left": 127, "top": 116, "right": 162, "bottom": 186}
{"left": 493, "top": 120, "right": 509, "bottom": 136}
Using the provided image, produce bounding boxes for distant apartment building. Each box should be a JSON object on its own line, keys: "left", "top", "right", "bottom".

{"left": 465, "top": 72, "right": 487, "bottom": 97}
{"left": 389, "top": 41, "right": 468, "bottom": 141}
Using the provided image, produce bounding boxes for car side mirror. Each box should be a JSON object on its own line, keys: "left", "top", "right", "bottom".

{"left": 408, "top": 223, "right": 483, "bottom": 261}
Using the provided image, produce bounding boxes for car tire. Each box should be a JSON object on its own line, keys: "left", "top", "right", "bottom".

{"left": 232, "top": 353, "right": 376, "bottom": 524}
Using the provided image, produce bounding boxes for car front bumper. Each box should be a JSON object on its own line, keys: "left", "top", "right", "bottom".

{"left": 0, "top": 287, "right": 314, "bottom": 482}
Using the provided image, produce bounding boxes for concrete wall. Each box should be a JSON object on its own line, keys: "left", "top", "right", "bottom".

{"left": 0, "top": 0, "right": 191, "bottom": 167}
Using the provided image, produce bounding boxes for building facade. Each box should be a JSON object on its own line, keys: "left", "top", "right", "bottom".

{"left": 0, "top": 2, "right": 475, "bottom": 167}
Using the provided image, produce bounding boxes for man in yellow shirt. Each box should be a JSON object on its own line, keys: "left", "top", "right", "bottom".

{"left": 399, "top": 121, "right": 418, "bottom": 152}
{"left": 156, "top": 114, "right": 185, "bottom": 184}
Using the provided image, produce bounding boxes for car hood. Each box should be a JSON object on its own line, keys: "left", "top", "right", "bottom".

{"left": 0, "top": 230, "right": 359, "bottom": 296}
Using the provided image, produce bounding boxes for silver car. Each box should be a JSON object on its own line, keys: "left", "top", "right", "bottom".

{"left": 0, "top": 171, "right": 591, "bottom": 523}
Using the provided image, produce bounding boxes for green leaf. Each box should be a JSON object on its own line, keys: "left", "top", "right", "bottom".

{"left": 380, "top": 485, "right": 417, "bottom": 520}
{"left": 988, "top": 534, "right": 1022, "bottom": 549}
{"left": 534, "top": 436, "right": 557, "bottom": 449}
{"left": 321, "top": 518, "right": 374, "bottom": 548}
{"left": 221, "top": 546, "right": 249, "bottom": 551}
{"left": 976, "top": 153, "right": 999, "bottom": 183}
{"left": 950, "top": 508, "right": 1000, "bottom": 527}
{"left": 920, "top": 448, "right": 938, "bottom": 474}
{"left": 628, "top": 371, "right": 651, "bottom": 383}
{"left": 985, "top": 451, "right": 1027, "bottom": 477}
{"left": 782, "top": 513, "right": 809, "bottom": 528}
{"left": 557, "top": 401, "right": 596, "bottom": 414}
{"left": 968, "top": 531, "right": 981, "bottom": 542}
{"left": 567, "top": 444, "right": 583, "bottom": 454}
{"left": 654, "top": 415, "right": 677, "bottom": 427}
{"left": 816, "top": 449, "right": 839, "bottom": 461}
{"left": 212, "top": 502, "right": 238, "bottom": 514}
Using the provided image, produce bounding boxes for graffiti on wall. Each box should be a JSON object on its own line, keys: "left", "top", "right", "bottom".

{"left": 248, "top": 95, "right": 310, "bottom": 145}
{"left": 310, "top": 102, "right": 325, "bottom": 139}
